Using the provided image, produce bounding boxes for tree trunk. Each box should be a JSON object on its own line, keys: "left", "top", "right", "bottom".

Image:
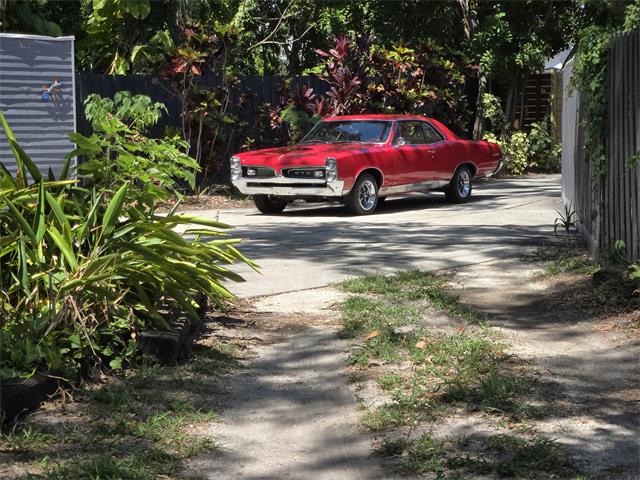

{"left": 473, "top": 67, "right": 487, "bottom": 139}
{"left": 458, "top": 0, "right": 485, "bottom": 139}
{"left": 504, "top": 75, "right": 523, "bottom": 130}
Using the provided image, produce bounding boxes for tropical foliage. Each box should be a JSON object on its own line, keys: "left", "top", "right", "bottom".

{"left": 0, "top": 99, "right": 254, "bottom": 381}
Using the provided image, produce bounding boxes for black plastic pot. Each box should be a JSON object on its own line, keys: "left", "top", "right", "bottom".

{"left": 1, "top": 373, "right": 58, "bottom": 423}
{"left": 139, "top": 314, "right": 202, "bottom": 364}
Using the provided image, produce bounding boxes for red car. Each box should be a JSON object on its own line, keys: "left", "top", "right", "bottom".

{"left": 231, "top": 114, "right": 502, "bottom": 215}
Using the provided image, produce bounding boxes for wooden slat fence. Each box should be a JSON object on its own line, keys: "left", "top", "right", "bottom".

{"left": 562, "top": 27, "right": 640, "bottom": 263}
{"left": 604, "top": 27, "right": 640, "bottom": 263}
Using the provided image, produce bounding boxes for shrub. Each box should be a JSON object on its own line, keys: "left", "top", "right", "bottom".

{"left": 528, "top": 120, "right": 561, "bottom": 172}
{"left": 503, "top": 131, "right": 532, "bottom": 175}
{"left": 80, "top": 92, "right": 198, "bottom": 203}
{"left": 484, "top": 131, "right": 530, "bottom": 175}
{"left": 482, "top": 93, "right": 560, "bottom": 175}
{"left": 0, "top": 106, "right": 254, "bottom": 381}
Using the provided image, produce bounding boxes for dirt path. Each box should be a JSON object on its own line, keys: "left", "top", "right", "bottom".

{"left": 191, "top": 257, "right": 639, "bottom": 479}
{"left": 450, "top": 257, "right": 640, "bottom": 479}
{"left": 190, "top": 289, "right": 395, "bottom": 480}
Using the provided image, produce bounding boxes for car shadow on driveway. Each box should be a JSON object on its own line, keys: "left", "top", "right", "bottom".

{"left": 244, "top": 175, "right": 561, "bottom": 218}
{"left": 271, "top": 193, "right": 509, "bottom": 218}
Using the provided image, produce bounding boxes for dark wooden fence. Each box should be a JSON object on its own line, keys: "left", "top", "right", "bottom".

{"left": 562, "top": 27, "right": 640, "bottom": 263}
{"left": 74, "top": 73, "right": 329, "bottom": 183}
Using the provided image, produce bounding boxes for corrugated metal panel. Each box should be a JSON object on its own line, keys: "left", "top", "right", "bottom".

{"left": 0, "top": 34, "right": 76, "bottom": 179}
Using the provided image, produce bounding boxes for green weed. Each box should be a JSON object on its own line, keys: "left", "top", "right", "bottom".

{"left": 2, "top": 341, "right": 231, "bottom": 479}
{"left": 0, "top": 426, "right": 54, "bottom": 453}
{"left": 340, "top": 270, "right": 576, "bottom": 477}
{"left": 377, "top": 373, "right": 404, "bottom": 391}
{"left": 406, "top": 432, "right": 448, "bottom": 475}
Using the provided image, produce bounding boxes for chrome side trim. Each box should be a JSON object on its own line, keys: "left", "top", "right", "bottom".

{"left": 379, "top": 179, "right": 450, "bottom": 196}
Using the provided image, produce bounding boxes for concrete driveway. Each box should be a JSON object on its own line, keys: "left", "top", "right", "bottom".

{"left": 197, "top": 174, "right": 562, "bottom": 298}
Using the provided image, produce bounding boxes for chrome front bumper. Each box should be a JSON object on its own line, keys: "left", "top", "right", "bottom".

{"left": 233, "top": 176, "right": 346, "bottom": 197}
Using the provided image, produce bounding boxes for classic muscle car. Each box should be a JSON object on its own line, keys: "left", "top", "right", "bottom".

{"left": 231, "top": 114, "right": 502, "bottom": 215}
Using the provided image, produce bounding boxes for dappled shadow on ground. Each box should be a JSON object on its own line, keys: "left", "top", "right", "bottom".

{"left": 191, "top": 321, "right": 389, "bottom": 479}
{"left": 241, "top": 175, "right": 561, "bottom": 220}
{"left": 0, "top": 319, "right": 238, "bottom": 480}
{"left": 449, "top": 267, "right": 640, "bottom": 478}
{"left": 215, "top": 176, "right": 563, "bottom": 298}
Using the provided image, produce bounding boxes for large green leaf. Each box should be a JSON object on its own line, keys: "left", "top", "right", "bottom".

{"left": 77, "top": 193, "right": 103, "bottom": 243}
{"left": 33, "top": 181, "right": 46, "bottom": 243}
{"left": 5, "top": 198, "right": 37, "bottom": 245}
{"left": 48, "top": 225, "right": 78, "bottom": 271}
{"left": 45, "top": 191, "right": 70, "bottom": 231}
{"left": 162, "top": 214, "right": 232, "bottom": 229}
{"left": 121, "top": 0, "right": 151, "bottom": 19}
{"left": 68, "top": 132, "right": 102, "bottom": 154}
{"left": 0, "top": 110, "right": 43, "bottom": 186}
{"left": 0, "top": 161, "right": 17, "bottom": 189}
{"left": 102, "top": 182, "right": 129, "bottom": 235}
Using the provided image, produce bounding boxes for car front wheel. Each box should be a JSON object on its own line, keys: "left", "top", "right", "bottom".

{"left": 445, "top": 167, "right": 473, "bottom": 203}
{"left": 254, "top": 195, "right": 287, "bottom": 214}
{"left": 345, "top": 173, "right": 379, "bottom": 215}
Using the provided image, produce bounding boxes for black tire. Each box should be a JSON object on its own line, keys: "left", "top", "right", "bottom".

{"left": 345, "top": 173, "right": 379, "bottom": 215}
{"left": 254, "top": 195, "right": 287, "bottom": 214}
{"left": 445, "top": 166, "right": 473, "bottom": 203}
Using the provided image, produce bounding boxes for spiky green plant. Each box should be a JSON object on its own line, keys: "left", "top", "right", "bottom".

{"left": 0, "top": 108, "right": 255, "bottom": 380}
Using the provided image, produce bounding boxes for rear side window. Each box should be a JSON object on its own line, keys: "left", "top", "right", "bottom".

{"left": 397, "top": 121, "right": 427, "bottom": 144}
{"left": 422, "top": 123, "right": 444, "bottom": 144}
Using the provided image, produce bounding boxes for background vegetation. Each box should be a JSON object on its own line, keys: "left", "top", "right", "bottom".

{"left": 4, "top": 0, "right": 637, "bottom": 180}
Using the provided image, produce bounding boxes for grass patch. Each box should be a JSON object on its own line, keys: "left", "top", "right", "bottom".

{"left": 0, "top": 341, "right": 236, "bottom": 479}
{"left": 339, "top": 271, "right": 543, "bottom": 424}
{"left": 480, "top": 433, "right": 576, "bottom": 477}
{"left": 377, "top": 373, "right": 404, "bottom": 391}
{"left": 340, "top": 270, "right": 484, "bottom": 324}
{"left": 0, "top": 426, "right": 55, "bottom": 453}
{"left": 339, "top": 270, "right": 576, "bottom": 477}
{"left": 406, "top": 432, "right": 449, "bottom": 475}
{"left": 529, "top": 244, "right": 599, "bottom": 277}
{"left": 402, "top": 431, "right": 580, "bottom": 479}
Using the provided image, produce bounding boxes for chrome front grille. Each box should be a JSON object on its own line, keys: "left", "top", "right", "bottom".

{"left": 283, "top": 168, "right": 326, "bottom": 179}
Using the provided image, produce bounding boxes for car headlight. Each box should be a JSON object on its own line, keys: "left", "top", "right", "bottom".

{"left": 325, "top": 157, "right": 337, "bottom": 181}
{"left": 230, "top": 155, "right": 241, "bottom": 181}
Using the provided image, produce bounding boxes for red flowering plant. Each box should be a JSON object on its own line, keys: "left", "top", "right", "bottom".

{"left": 153, "top": 23, "right": 244, "bottom": 185}
{"left": 314, "top": 35, "right": 376, "bottom": 116}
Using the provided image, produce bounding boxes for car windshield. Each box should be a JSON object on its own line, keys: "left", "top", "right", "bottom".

{"left": 301, "top": 120, "right": 392, "bottom": 144}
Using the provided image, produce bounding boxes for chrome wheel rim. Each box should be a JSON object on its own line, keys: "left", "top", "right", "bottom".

{"left": 457, "top": 170, "right": 471, "bottom": 197}
{"left": 358, "top": 180, "right": 377, "bottom": 210}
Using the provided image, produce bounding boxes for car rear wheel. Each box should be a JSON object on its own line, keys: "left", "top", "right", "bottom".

{"left": 345, "top": 173, "right": 379, "bottom": 215}
{"left": 445, "top": 166, "right": 473, "bottom": 203}
{"left": 254, "top": 195, "right": 287, "bottom": 214}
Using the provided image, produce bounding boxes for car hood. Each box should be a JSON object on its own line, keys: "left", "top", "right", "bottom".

{"left": 235, "top": 143, "right": 381, "bottom": 170}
